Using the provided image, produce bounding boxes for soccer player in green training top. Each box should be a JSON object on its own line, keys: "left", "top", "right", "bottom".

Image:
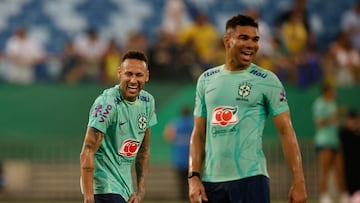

{"left": 80, "top": 50, "right": 157, "bottom": 203}
{"left": 188, "top": 14, "right": 307, "bottom": 203}
{"left": 312, "top": 84, "right": 348, "bottom": 203}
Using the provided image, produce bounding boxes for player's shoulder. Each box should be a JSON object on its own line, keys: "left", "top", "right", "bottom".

{"left": 199, "top": 65, "right": 223, "bottom": 79}
{"left": 101, "top": 85, "right": 119, "bottom": 98}
{"left": 93, "top": 85, "right": 119, "bottom": 104}
{"left": 138, "top": 89, "right": 155, "bottom": 103}
{"left": 248, "top": 63, "right": 279, "bottom": 81}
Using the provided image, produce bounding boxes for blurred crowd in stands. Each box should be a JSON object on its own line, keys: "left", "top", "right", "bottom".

{"left": 0, "top": 0, "right": 359, "bottom": 88}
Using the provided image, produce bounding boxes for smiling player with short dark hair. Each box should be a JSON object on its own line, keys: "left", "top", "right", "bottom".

{"left": 188, "top": 14, "right": 307, "bottom": 203}
{"left": 80, "top": 50, "right": 157, "bottom": 203}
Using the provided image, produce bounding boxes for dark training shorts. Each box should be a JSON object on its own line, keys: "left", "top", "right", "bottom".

{"left": 94, "top": 193, "right": 127, "bottom": 203}
{"left": 203, "top": 175, "right": 270, "bottom": 203}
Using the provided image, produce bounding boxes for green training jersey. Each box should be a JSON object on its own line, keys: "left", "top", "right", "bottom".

{"left": 85, "top": 85, "right": 157, "bottom": 200}
{"left": 312, "top": 96, "right": 338, "bottom": 148}
{"left": 194, "top": 64, "right": 289, "bottom": 182}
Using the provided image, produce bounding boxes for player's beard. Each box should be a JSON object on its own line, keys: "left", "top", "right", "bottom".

{"left": 231, "top": 56, "right": 251, "bottom": 70}
{"left": 119, "top": 81, "right": 141, "bottom": 101}
{"left": 228, "top": 47, "right": 255, "bottom": 70}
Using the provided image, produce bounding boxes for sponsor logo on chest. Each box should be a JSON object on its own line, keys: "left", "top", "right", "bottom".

{"left": 211, "top": 106, "right": 238, "bottom": 126}
{"left": 118, "top": 139, "right": 140, "bottom": 157}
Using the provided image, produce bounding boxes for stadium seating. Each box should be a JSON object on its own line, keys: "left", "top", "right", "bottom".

{"left": 0, "top": 0, "right": 358, "bottom": 201}
{"left": 0, "top": 0, "right": 356, "bottom": 54}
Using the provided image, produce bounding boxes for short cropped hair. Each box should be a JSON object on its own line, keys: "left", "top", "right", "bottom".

{"left": 122, "top": 50, "right": 148, "bottom": 64}
{"left": 321, "top": 83, "right": 335, "bottom": 94}
{"left": 225, "top": 14, "right": 258, "bottom": 30}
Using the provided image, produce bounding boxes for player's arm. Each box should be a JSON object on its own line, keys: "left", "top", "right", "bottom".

{"left": 273, "top": 111, "right": 307, "bottom": 203}
{"left": 315, "top": 112, "right": 337, "bottom": 127}
{"left": 80, "top": 127, "right": 104, "bottom": 203}
{"left": 128, "top": 128, "right": 151, "bottom": 203}
{"left": 189, "top": 116, "right": 206, "bottom": 176}
{"left": 188, "top": 116, "right": 208, "bottom": 203}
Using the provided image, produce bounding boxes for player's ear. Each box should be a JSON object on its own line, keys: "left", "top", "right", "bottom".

{"left": 145, "top": 69, "right": 149, "bottom": 82}
{"left": 117, "top": 66, "right": 122, "bottom": 79}
{"left": 223, "top": 34, "right": 230, "bottom": 49}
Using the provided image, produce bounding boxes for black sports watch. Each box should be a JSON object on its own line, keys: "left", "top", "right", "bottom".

{"left": 188, "top": 171, "right": 201, "bottom": 179}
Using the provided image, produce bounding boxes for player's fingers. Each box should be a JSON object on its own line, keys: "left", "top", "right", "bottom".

{"left": 189, "top": 193, "right": 201, "bottom": 203}
{"left": 289, "top": 197, "right": 306, "bottom": 203}
{"left": 200, "top": 188, "right": 208, "bottom": 201}
{"left": 189, "top": 189, "right": 206, "bottom": 203}
{"left": 127, "top": 194, "right": 137, "bottom": 203}
{"left": 188, "top": 190, "right": 195, "bottom": 202}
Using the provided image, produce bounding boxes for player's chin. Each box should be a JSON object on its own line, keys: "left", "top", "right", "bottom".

{"left": 126, "top": 87, "right": 139, "bottom": 94}
{"left": 124, "top": 92, "right": 139, "bottom": 101}
{"left": 237, "top": 61, "right": 251, "bottom": 69}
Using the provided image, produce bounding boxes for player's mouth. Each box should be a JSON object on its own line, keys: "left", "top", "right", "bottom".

{"left": 239, "top": 51, "right": 253, "bottom": 61}
{"left": 127, "top": 85, "right": 138, "bottom": 94}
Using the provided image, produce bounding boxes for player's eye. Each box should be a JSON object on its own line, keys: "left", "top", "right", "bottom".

{"left": 253, "top": 37, "right": 260, "bottom": 42}
{"left": 136, "top": 73, "right": 144, "bottom": 77}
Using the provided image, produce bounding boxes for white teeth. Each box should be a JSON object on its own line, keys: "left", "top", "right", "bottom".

{"left": 240, "top": 51, "right": 252, "bottom": 55}
{"left": 128, "top": 85, "right": 137, "bottom": 89}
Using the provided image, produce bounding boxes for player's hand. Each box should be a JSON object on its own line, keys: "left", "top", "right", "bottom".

{"left": 127, "top": 191, "right": 143, "bottom": 203}
{"left": 188, "top": 176, "right": 208, "bottom": 203}
{"left": 288, "top": 181, "right": 307, "bottom": 203}
{"left": 83, "top": 195, "right": 94, "bottom": 203}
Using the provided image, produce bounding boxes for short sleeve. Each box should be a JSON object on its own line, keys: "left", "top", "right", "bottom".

{"left": 263, "top": 74, "right": 289, "bottom": 116}
{"left": 87, "top": 94, "right": 116, "bottom": 134}
{"left": 147, "top": 96, "right": 158, "bottom": 128}
{"left": 193, "top": 74, "right": 207, "bottom": 117}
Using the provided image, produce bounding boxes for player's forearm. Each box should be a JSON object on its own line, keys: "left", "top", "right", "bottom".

{"left": 189, "top": 132, "right": 205, "bottom": 173}
{"left": 189, "top": 117, "right": 206, "bottom": 173}
{"left": 274, "top": 112, "right": 305, "bottom": 183}
{"left": 281, "top": 133, "right": 307, "bottom": 202}
{"left": 135, "top": 154, "right": 149, "bottom": 200}
{"left": 280, "top": 131, "right": 305, "bottom": 183}
{"left": 316, "top": 114, "right": 337, "bottom": 127}
{"left": 80, "top": 127, "right": 104, "bottom": 200}
{"left": 80, "top": 151, "right": 95, "bottom": 201}
{"left": 135, "top": 131, "right": 150, "bottom": 199}
{"left": 80, "top": 140, "right": 97, "bottom": 197}
{"left": 80, "top": 129, "right": 102, "bottom": 175}
{"left": 81, "top": 169, "right": 95, "bottom": 197}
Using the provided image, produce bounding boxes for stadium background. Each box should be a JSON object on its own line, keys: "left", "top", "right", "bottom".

{"left": 0, "top": 0, "right": 359, "bottom": 202}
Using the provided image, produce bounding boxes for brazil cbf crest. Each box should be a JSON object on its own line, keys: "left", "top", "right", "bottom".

{"left": 238, "top": 82, "right": 252, "bottom": 97}
{"left": 137, "top": 114, "right": 147, "bottom": 130}
{"left": 211, "top": 106, "right": 238, "bottom": 126}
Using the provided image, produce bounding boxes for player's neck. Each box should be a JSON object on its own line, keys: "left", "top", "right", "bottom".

{"left": 224, "top": 63, "right": 250, "bottom": 71}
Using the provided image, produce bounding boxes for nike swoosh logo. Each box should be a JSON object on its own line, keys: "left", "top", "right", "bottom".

{"left": 206, "top": 88, "right": 216, "bottom": 94}
{"left": 119, "top": 121, "right": 127, "bottom": 126}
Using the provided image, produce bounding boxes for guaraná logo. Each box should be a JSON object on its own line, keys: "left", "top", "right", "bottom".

{"left": 211, "top": 106, "right": 238, "bottom": 126}
{"left": 118, "top": 139, "right": 140, "bottom": 157}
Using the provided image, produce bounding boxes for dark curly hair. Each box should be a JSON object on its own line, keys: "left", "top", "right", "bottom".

{"left": 225, "top": 14, "right": 258, "bottom": 31}
{"left": 122, "top": 50, "right": 148, "bottom": 64}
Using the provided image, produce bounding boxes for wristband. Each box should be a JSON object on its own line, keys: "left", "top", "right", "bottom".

{"left": 188, "top": 171, "right": 201, "bottom": 179}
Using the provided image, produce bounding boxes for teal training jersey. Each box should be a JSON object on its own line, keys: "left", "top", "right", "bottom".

{"left": 312, "top": 96, "right": 338, "bottom": 148}
{"left": 194, "top": 64, "right": 289, "bottom": 182}
{"left": 85, "top": 85, "right": 157, "bottom": 200}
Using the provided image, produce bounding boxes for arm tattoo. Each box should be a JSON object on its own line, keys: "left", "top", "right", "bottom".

{"left": 83, "top": 128, "right": 103, "bottom": 152}
{"left": 80, "top": 127, "right": 104, "bottom": 171}
{"left": 135, "top": 130, "right": 150, "bottom": 195}
{"left": 91, "top": 128, "right": 103, "bottom": 142}
{"left": 135, "top": 143, "right": 148, "bottom": 179}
